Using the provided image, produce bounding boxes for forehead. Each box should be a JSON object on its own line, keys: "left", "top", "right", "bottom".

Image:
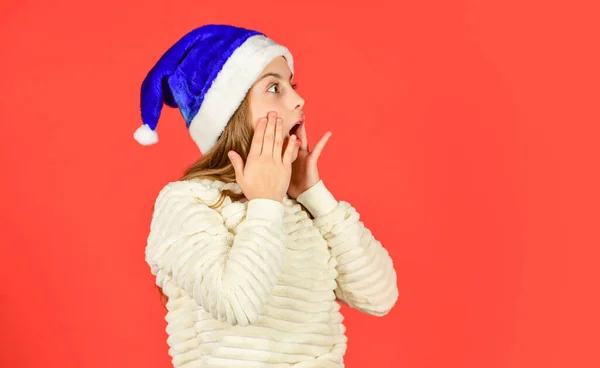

{"left": 259, "top": 56, "right": 292, "bottom": 78}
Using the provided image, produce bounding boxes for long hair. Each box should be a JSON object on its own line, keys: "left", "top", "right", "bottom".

{"left": 156, "top": 93, "right": 254, "bottom": 307}
{"left": 181, "top": 94, "right": 253, "bottom": 201}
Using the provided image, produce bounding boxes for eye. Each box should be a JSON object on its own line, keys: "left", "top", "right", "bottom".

{"left": 291, "top": 82, "right": 298, "bottom": 90}
{"left": 267, "top": 84, "right": 280, "bottom": 93}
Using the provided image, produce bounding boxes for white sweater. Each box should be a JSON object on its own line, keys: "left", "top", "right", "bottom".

{"left": 145, "top": 178, "right": 398, "bottom": 367}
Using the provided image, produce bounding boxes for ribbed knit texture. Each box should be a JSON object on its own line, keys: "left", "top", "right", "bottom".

{"left": 145, "top": 179, "right": 398, "bottom": 367}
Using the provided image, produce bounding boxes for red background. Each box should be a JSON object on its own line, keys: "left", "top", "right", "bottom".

{"left": 1, "top": 1, "right": 599, "bottom": 367}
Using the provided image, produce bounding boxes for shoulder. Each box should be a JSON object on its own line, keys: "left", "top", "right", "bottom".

{"left": 147, "top": 180, "right": 235, "bottom": 252}
{"left": 155, "top": 178, "right": 242, "bottom": 208}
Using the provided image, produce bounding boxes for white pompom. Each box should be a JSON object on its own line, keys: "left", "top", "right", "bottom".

{"left": 133, "top": 124, "right": 159, "bottom": 146}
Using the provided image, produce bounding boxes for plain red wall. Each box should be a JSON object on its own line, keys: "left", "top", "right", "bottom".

{"left": 1, "top": 1, "right": 599, "bottom": 367}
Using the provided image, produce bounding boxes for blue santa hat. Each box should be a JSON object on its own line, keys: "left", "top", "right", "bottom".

{"left": 134, "top": 24, "right": 294, "bottom": 154}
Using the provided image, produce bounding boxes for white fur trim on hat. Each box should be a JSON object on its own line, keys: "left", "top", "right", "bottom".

{"left": 188, "top": 35, "right": 294, "bottom": 154}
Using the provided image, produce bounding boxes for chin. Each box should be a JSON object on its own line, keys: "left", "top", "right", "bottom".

{"left": 283, "top": 136, "right": 292, "bottom": 149}
{"left": 282, "top": 138, "right": 297, "bottom": 160}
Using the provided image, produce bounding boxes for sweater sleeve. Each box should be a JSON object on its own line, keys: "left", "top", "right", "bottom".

{"left": 296, "top": 180, "right": 398, "bottom": 316}
{"left": 145, "top": 181, "right": 288, "bottom": 327}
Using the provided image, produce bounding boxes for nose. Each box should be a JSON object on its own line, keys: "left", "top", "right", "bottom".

{"left": 291, "top": 88, "right": 305, "bottom": 111}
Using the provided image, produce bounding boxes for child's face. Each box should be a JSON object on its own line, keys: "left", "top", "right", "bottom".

{"left": 248, "top": 56, "right": 305, "bottom": 158}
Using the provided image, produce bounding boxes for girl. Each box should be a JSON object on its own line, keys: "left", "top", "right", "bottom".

{"left": 135, "top": 24, "right": 398, "bottom": 368}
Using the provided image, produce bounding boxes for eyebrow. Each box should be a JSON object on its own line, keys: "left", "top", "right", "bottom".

{"left": 256, "top": 72, "right": 293, "bottom": 83}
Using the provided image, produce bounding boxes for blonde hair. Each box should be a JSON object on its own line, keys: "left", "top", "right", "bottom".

{"left": 181, "top": 93, "right": 254, "bottom": 205}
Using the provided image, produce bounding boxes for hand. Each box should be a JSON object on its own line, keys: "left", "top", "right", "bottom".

{"left": 287, "top": 116, "right": 332, "bottom": 199}
{"left": 228, "top": 112, "right": 300, "bottom": 201}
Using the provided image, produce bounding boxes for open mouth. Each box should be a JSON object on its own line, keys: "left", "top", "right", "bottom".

{"left": 289, "top": 117, "right": 304, "bottom": 136}
{"left": 289, "top": 122, "right": 301, "bottom": 136}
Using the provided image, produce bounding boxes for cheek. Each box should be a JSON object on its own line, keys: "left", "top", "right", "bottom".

{"left": 250, "top": 98, "right": 282, "bottom": 128}
{"left": 251, "top": 106, "right": 268, "bottom": 128}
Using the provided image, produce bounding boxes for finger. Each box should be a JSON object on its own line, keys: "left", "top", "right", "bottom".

{"left": 273, "top": 117, "right": 284, "bottom": 160}
{"left": 262, "top": 112, "right": 277, "bottom": 156}
{"left": 250, "top": 118, "right": 267, "bottom": 156}
{"left": 293, "top": 138, "right": 301, "bottom": 158}
{"left": 310, "top": 132, "right": 332, "bottom": 161}
{"left": 227, "top": 150, "right": 245, "bottom": 180}
{"left": 282, "top": 134, "right": 297, "bottom": 165}
{"left": 297, "top": 119, "right": 308, "bottom": 151}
